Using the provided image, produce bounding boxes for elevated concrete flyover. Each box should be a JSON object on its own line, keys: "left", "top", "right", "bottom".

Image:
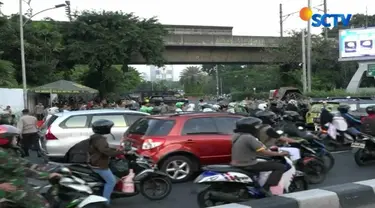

{"left": 130, "top": 34, "right": 289, "bottom": 64}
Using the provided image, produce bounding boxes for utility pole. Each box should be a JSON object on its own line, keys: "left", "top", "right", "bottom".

{"left": 307, "top": 0, "right": 312, "bottom": 92}
{"left": 365, "top": 6, "right": 368, "bottom": 28}
{"left": 220, "top": 78, "right": 223, "bottom": 95}
{"left": 215, "top": 65, "right": 219, "bottom": 97}
{"left": 65, "top": 1, "right": 72, "bottom": 21}
{"left": 323, "top": 0, "right": 328, "bottom": 39}
{"left": 0, "top": 2, "right": 3, "bottom": 15}
{"left": 279, "top": 4, "right": 283, "bottom": 37}
{"left": 301, "top": 30, "right": 307, "bottom": 93}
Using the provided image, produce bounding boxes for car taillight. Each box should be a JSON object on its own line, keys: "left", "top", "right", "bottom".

{"left": 142, "top": 138, "right": 165, "bottom": 150}
{"left": 45, "top": 127, "right": 58, "bottom": 140}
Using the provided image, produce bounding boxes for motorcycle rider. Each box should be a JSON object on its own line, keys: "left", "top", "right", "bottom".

{"left": 231, "top": 117, "right": 289, "bottom": 195}
{"left": 255, "top": 111, "right": 297, "bottom": 147}
{"left": 360, "top": 105, "right": 375, "bottom": 136}
{"left": 227, "top": 102, "right": 236, "bottom": 113}
{"left": 286, "top": 100, "right": 299, "bottom": 112}
{"left": 89, "top": 119, "right": 124, "bottom": 204}
{"left": 198, "top": 99, "right": 207, "bottom": 111}
{"left": 0, "top": 124, "right": 60, "bottom": 208}
{"left": 337, "top": 104, "right": 361, "bottom": 135}
{"left": 175, "top": 102, "right": 184, "bottom": 112}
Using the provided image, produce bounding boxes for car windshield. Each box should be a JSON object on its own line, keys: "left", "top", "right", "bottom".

{"left": 359, "top": 103, "right": 375, "bottom": 110}
{"left": 311, "top": 103, "right": 339, "bottom": 113}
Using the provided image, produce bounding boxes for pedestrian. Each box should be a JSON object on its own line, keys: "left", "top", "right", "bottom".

{"left": 17, "top": 109, "right": 39, "bottom": 157}
{"left": 34, "top": 102, "right": 45, "bottom": 121}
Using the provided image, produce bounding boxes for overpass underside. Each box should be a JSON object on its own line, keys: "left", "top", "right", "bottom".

{"left": 130, "top": 46, "right": 278, "bottom": 64}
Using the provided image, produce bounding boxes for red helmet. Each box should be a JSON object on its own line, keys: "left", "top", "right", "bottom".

{"left": 0, "top": 125, "right": 20, "bottom": 146}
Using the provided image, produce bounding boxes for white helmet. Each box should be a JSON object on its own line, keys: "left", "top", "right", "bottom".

{"left": 203, "top": 108, "right": 214, "bottom": 112}
{"left": 228, "top": 102, "right": 236, "bottom": 108}
{"left": 48, "top": 107, "right": 59, "bottom": 115}
{"left": 258, "top": 103, "right": 268, "bottom": 111}
{"left": 186, "top": 103, "right": 195, "bottom": 112}
{"left": 288, "top": 99, "right": 298, "bottom": 106}
{"left": 212, "top": 104, "right": 220, "bottom": 111}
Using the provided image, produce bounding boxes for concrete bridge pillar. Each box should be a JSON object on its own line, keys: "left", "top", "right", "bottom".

{"left": 346, "top": 61, "right": 375, "bottom": 93}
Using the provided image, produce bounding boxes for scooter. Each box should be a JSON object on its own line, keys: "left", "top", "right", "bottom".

{"left": 194, "top": 153, "right": 308, "bottom": 208}
{"left": 319, "top": 115, "right": 355, "bottom": 151}
{"left": 52, "top": 144, "right": 172, "bottom": 201}
{"left": 1, "top": 166, "right": 107, "bottom": 208}
{"left": 351, "top": 134, "right": 375, "bottom": 166}
{"left": 293, "top": 126, "right": 335, "bottom": 171}
{"left": 275, "top": 121, "right": 334, "bottom": 173}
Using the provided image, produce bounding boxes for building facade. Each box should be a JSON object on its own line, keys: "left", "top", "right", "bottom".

{"left": 149, "top": 65, "right": 174, "bottom": 82}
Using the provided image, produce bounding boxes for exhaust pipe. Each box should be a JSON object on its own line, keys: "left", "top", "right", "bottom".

{"left": 209, "top": 191, "right": 244, "bottom": 203}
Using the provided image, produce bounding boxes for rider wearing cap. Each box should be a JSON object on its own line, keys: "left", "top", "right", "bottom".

{"left": 231, "top": 117, "right": 289, "bottom": 195}
{"left": 0, "top": 124, "right": 60, "bottom": 208}
{"left": 89, "top": 119, "right": 124, "bottom": 204}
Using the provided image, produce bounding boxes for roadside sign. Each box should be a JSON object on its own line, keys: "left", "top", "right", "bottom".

{"left": 367, "top": 64, "right": 375, "bottom": 77}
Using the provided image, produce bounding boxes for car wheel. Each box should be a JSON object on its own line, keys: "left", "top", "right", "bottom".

{"left": 160, "top": 155, "right": 195, "bottom": 183}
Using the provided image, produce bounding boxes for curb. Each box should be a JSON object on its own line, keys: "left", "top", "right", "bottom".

{"left": 211, "top": 179, "right": 375, "bottom": 208}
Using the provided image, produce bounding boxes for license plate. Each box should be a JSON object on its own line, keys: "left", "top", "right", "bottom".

{"left": 313, "top": 118, "right": 320, "bottom": 123}
{"left": 314, "top": 125, "right": 321, "bottom": 131}
{"left": 351, "top": 142, "right": 366, "bottom": 148}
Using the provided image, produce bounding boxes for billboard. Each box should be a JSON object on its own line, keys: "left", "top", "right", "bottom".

{"left": 339, "top": 27, "right": 375, "bottom": 61}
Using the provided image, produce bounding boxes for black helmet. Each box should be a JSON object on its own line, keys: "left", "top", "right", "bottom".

{"left": 0, "top": 125, "right": 19, "bottom": 146}
{"left": 366, "top": 105, "right": 375, "bottom": 114}
{"left": 255, "top": 110, "right": 276, "bottom": 125}
{"left": 234, "top": 117, "right": 262, "bottom": 134}
{"left": 92, "top": 119, "right": 114, "bottom": 135}
{"left": 337, "top": 104, "right": 350, "bottom": 113}
{"left": 283, "top": 111, "right": 300, "bottom": 122}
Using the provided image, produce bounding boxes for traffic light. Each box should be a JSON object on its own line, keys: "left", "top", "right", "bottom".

{"left": 65, "top": 1, "right": 71, "bottom": 21}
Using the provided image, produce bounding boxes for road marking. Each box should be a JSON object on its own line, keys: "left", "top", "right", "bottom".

{"left": 331, "top": 150, "right": 350, "bottom": 154}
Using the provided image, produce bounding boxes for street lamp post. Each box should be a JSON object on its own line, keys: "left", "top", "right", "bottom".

{"left": 19, "top": 0, "right": 66, "bottom": 109}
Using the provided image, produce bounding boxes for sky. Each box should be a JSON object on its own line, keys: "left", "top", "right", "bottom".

{"left": 0, "top": 0, "right": 373, "bottom": 81}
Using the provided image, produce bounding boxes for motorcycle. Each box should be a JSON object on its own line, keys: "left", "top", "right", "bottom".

{"left": 1, "top": 166, "right": 107, "bottom": 208}
{"left": 275, "top": 121, "right": 333, "bottom": 174}
{"left": 351, "top": 134, "right": 375, "bottom": 166}
{"left": 194, "top": 154, "right": 308, "bottom": 208}
{"left": 319, "top": 115, "right": 356, "bottom": 151}
{"left": 294, "top": 126, "right": 335, "bottom": 171}
{"left": 52, "top": 143, "right": 172, "bottom": 201}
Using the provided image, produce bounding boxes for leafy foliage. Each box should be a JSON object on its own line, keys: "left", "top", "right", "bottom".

{"left": 0, "top": 11, "right": 166, "bottom": 98}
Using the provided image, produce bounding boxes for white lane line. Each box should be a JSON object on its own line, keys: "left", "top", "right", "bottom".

{"left": 331, "top": 150, "right": 350, "bottom": 154}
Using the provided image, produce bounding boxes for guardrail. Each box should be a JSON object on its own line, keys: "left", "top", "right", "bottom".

{"left": 211, "top": 179, "right": 375, "bottom": 208}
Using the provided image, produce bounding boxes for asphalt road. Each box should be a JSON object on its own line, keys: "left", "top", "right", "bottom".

{"left": 27, "top": 150, "right": 375, "bottom": 208}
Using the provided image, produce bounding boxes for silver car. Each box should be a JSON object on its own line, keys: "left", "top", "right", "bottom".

{"left": 39, "top": 109, "right": 148, "bottom": 161}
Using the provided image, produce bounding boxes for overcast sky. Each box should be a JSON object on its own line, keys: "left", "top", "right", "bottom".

{"left": 1, "top": 0, "right": 373, "bottom": 81}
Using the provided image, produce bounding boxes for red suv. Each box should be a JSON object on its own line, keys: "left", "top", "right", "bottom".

{"left": 124, "top": 112, "right": 244, "bottom": 182}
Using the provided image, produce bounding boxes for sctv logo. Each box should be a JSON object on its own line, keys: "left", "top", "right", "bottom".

{"left": 299, "top": 7, "right": 352, "bottom": 27}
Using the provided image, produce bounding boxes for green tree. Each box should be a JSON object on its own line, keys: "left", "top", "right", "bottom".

{"left": 180, "top": 66, "right": 207, "bottom": 94}
{"left": 0, "top": 59, "right": 18, "bottom": 87}
{"left": 63, "top": 11, "right": 166, "bottom": 97}
{"left": 266, "top": 30, "right": 358, "bottom": 90}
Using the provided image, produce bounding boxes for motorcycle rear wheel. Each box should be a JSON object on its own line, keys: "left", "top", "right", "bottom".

{"left": 354, "top": 149, "right": 375, "bottom": 166}
{"left": 196, "top": 184, "right": 250, "bottom": 208}
{"left": 320, "top": 152, "right": 335, "bottom": 171}
{"left": 289, "top": 177, "right": 308, "bottom": 193}
{"left": 303, "top": 159, "right": 327, "bottom": 184}
{"left": 140, "top": 176, "right": 172, "bottom": 200}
